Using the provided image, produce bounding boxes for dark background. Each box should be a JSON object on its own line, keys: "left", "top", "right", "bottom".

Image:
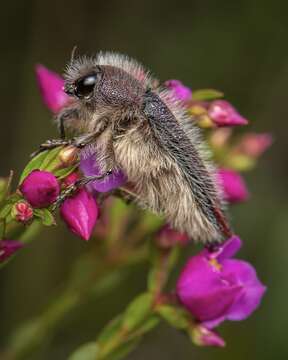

{"left": 0, "top": 0, "right": 287, "bottom": 359}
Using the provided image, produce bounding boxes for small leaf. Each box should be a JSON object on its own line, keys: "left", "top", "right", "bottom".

{"left": 0, "top": 171, "right": 13, "bottom": 202}
{"left": 104, "top": 337, "right": 140, "bottom": 360}
{"left": 134, "top": 315, "right": 160, "bottom": 336}
{"left": 68, "top": 342, "right": 99, "bottom": 360}
{"left": 97, "top": 316, "right": 123, "bottom": 345}
{"left": 33, "top": 208, "right": 56, "bottom": 226}
{"left": 19, "top": 151, "right": 49, "bottom": 184}
{"left": 0, "top": 203, "right": 13, "bottom": 219}
{"left": 156, "top": 304, "right": 189, "bottom": 330}
{"left": 122, "top": 293, "right": 153, "bottom": 332}
{"left": 192, "top": 89, "right": 224, "bottom": 101}
{"left": 54, "top": 164, "right": 78, "bottom": 179}
{"left": 40, "top": 146, "right": 64, "bottom": 171}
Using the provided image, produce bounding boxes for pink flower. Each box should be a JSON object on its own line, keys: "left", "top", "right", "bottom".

{"left": 176, "top": 236, "right": 266, "bottom": 329}
{"left": 0, "top": 240, "right": 23, "bottom": 262}
{"left": 165, "top": 80, "right": 192, "bottom": 102}
{"left": 35, "top": 64, "right": 69, "bottom": 113}
{"left": 60, "top": 188, "right": 99, "bottom": 241}
{"left": 20, "top": 170, "right": 60, "bottom": 208}
{"left": 191, "top": 324, "right": 225, "bottom": 347}
{"left": 156, "top": 224, "right": 189, "bottom": 248}
{"left": 80, "top": 150, "right": 126, "bottom": 193}
{"left": 235, "top": 133, "right": 273, "bottom": 158}
{"left": 217, "top": 168, "right": 249, "bottom": 203}
{"left": 208, "top": 100, "right": 248, "bottom": 127}
{"left": 12, "top": 201, "right": 33, "bottom": 223}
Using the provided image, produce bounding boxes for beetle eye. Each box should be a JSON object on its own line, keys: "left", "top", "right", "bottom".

{"left": 75, "top": 74, "right": 97, "bottom": 99}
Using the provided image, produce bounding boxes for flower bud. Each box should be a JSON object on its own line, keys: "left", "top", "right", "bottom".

{"left": 11, "top": 201, "right": 33, "bottom": 223}
{"left": 191, "top": 324, "right": 225, "bottom": 347}
{"left": 234, "top": 133, "right": 273, "bottom": 158}
{"left": 20, "top": 170, "right": 60, "bottom": 208}
{"left": 35, "top": 64, "right": 69, "bottom": 113}
{"left": 165, "top": 80, "right": 192, "bottom": 102}
{"left": 62, "top": 172, "right": 79, "bottom": 188}
{"left": 60, "top": 188, "right": 99, "bottom": 241}
{"left": 208, "top": 100, "right": 248, "bottom": 127}
{"left": 217, "top": 168, "right": 249, "bottom": 203}
{"left": 156, "top": 224, "right": 189, "bottom": 248}
{"left": 0, "top": 240, "right": 23, "bottom": 262}
{"left": 58, "top": 145, "right": 79, "bottom": 167}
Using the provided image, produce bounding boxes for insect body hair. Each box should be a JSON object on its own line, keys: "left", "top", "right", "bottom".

{"left": 62, "top": 51, "right": 231, "bottom": 243}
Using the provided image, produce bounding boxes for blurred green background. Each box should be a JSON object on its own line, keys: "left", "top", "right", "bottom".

{"left": 0, "top": 0, "right": 287, "bottom": 359}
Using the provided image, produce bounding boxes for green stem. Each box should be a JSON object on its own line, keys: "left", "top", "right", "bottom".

{"left": 4, "top": 246, "right": 148, "bottom": 359}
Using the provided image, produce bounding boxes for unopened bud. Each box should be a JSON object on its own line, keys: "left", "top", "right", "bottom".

{"left": 11, "top": 201, "right": 33, "bottom": 223}
{"left": 58, "top": 145, "right": 79, "bottom": 167}
{"left": 191, "top": 324, "right": 225, "bottom": 348}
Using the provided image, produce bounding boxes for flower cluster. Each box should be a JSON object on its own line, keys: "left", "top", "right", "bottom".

{"left": 0, "top": 64, "right": 269, "bottom": 354}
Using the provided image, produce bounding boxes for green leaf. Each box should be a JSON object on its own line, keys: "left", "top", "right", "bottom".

{"left": 97, "top": 316, "right": 123, "bottom": 345}
{"left": 33, "top": 209, "right": 56, "bottom": 226}
{"left": 156, "top": 304, "right": 189, "bottom": 330}
{"left": 0, "top": 171, "right": 13, "bottom": 203}
{"left": 54, "top": 164, "right": 78, "bottom": 179}
{"left": 68, "top": 342, "right": 99, "bottom": 360}
{"left": 19, "top": 151, "right": 49, "bottom": 184}
{"left": 122, "top": 293, "right": 153, "bottom": 332}
{"left": 0, "top": 203, "right": 12, "bottom": 219}
{"left": 40, "top": 146, "right": 64, "bottom": 171}
{"left": 192, "top": 89, "right": 224, "bottom": 101}
{"left": 133, "top": 315, "right": 160, "bottom": 336}
{"left": 104, "top": 337, "right": 140, "bottom": 360}
{"left": 19, "top": 146, "right": 67, "bottom": 185}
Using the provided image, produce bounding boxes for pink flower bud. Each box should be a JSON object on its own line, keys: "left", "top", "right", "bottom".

{"left": 62, "top": 172, "right": 79, "bottom": 188}
{"left": 165, "top": 80, "right": 192, "bottom": 102}
{"left": 35, "top": 64, "right": 69, "bottom": 113}
{"left": 20, "top": 170, "right": 60, "bottom": 208}
{"left": 0, "top": 240, "right": 23, "bottom": 262}
{"left": 217, "top": 168, "right": 249, "bottom": 203}
{"left": 235, "top": 133, "right": 273, "bottom": 158}
{"left": 12, "top": 201, "right": 33, "bottom": 223}
{"left": 191, "top": 324, "right": 225, "bottom": 347}
{"left": 208, "top": 100, "right": 248, "bottom": 127}
{"left": 60, "top": 188, "right": 99, "bottom": 241}
{"left": 156, "top": 224, "right": 189, "bottom": 248}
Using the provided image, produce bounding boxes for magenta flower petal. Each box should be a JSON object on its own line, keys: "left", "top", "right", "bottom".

{"left": 35, "top": 64, "right": 69, "bottom": 113}
{"left": 222, "top": 259, "right": 267, "bottom": 321}
{"left": 60, "top": 188, "right": 99, "bottom": 241}
{"left": 0, "top": 240, "right": 23, "bottom": 262}
{"left": 176, "top": 254, "right": 242, "bottom": 322}
{"left": 217, "top": 168, "right": 249, "bottom": 203}
{"left": 207, "top": 235, "right": 242, "bottom": 262}
{"left": 20, "top": 170, "right": 60, "bottom": 208}
{"left": 176, "top": 235, "right": 266, "bottom": 328}
{"left": 80, "top": 150, "right": 126, "bottom": 193}
{"left": 208, "top": 100, "right": 248, "bottom": 127}
{"left": 165, "top": 79, "right": 192, "bottom": 102}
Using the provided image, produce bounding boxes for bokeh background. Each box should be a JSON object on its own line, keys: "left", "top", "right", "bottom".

{"left": 0, "top": 0, "right": 287, "bottom": 359}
